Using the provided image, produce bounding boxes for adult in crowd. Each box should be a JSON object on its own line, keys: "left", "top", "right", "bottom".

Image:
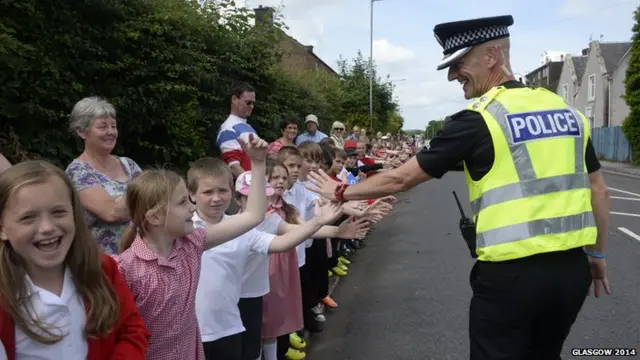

{"left": 267, "top": 118, "right": 298, "bottom": 158}
{"left": 329, "top": 121, "right": 346, "bottom": 149}
{"left": 0, "top": 154, "right": 10, "bottom": 173}
{"left": 65, "top": 96, "right": 142, "bottom": 255}
{"left": 307, "top": 15, "right": 610, "bottom": 360}
{"left": 295, "top": 114, "right": 327, "bottom": 145}
{"left": 217, "top": 81, "right": 259, "bottom": 177}
{"left": 358, "top": 128, "right": 370, "bottom": 145}
{"left": 346, "top": 126, "right": 360, "bottom": 141}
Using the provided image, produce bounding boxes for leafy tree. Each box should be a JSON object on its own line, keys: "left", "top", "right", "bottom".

{"left": 0, "top": 0, "right": 403, "bottom": 170}
{"left": 623, "top": 5, "right": 640, "bottom": 164}
{"left": 289, "top": 68, "right": 347, "bottom": 134}
{"left": 336, "top": 51, "right": 397, "bottom": 133}
{"left": 425, "top": 119, "right": 445, "bottom": 139}
{"left": 404, "top": 129, "right": 424, "bottom": 137}
{"left": 386, "top": 110, "right": 404, "bottom": 134}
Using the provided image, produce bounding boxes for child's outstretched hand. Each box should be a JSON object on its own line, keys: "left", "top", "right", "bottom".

{"left": 313, "top": 199, "right": 344, "bottom": 225}
{"left": 378, "top": 195, "right": 397, "bottom": 205}
{"left": 336, "top": 217, "right": 370, "bottom": 239}
{"left": 239, "top": 133, "right": 268, "bottom": 163}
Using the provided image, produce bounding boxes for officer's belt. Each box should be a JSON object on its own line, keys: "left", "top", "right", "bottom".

{"left": 473, "top": 100, "right": 595, "bottom": 249}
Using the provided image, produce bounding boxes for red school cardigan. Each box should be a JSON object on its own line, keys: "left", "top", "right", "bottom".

{"left": 0, "top": 254, "right": 150, "bottom": 360}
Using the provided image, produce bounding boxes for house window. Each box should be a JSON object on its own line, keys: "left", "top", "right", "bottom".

{"left": 588, "top": 74, "right": 596, "bottom": 101}
{"left": 562, "top": 84, "right": 568, "bottom": 102}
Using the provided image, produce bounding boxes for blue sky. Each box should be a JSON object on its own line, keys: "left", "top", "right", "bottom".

{"left": 243, "top": 0, "right": 637, "bottom": 130}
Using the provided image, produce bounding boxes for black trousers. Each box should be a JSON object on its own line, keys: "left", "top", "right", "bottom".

{"left": 299, "top": 263, "right": 315, "bottom": 329}
{"left": 277, "top": 334, "right": 290, "bottom": 359}
{"left": 306, "top": 239, "right": 329, "bottom": 301}
{"left": 203, "top": 333, "right": 242, "bottom": 360}
{"left": 469, "top": 247, "right": 592, "bottom": 360}
{"left": 328, "top": 215, "right": 349, "bottom": 270}
{"left": 328, "top": 238, "right": 341, "bottom": 269}
{"left": 238, "top": 296, "right": 264, "bottom": 360}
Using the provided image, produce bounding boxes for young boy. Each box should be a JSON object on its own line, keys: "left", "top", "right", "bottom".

{"left": 328, "top": 148, "right": 346, "bottom": 181}
{"left": 187, "top": 157, "right": 276, "bottom": 360}
{"left": 187, "top": 157, "right": 345, "bottom": 360}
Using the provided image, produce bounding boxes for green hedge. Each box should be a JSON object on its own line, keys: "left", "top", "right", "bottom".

{"left": 623, "top": 6, "right": 640, "bottom": 164}
{"left": 0, "top": 0, "right": 403, "bottom": 170}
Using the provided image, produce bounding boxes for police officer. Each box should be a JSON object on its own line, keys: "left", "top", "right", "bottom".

{"left": 306, "top": 15, "right": 612, "bottom": 360}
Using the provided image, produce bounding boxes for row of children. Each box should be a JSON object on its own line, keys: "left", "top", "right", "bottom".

{"left": 0, "top": 134, "right": 397, "bottom": 360}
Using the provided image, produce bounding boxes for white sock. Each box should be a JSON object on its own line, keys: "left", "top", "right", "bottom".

{"left": 262, "top": 342, "right": 277, "bottom": 360}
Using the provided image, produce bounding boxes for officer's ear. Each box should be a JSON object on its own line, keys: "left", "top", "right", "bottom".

{"left": 484, "top": 44, "right": 501, "bottom": 69}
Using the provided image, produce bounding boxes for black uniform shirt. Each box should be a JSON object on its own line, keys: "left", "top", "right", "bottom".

{"left": 416, "top": 81, "right": 601, "bottom": 181}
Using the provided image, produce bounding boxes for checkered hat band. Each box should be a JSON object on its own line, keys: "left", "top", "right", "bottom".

{"left": 443, "top": 25, "right": 509, "bottom": 55}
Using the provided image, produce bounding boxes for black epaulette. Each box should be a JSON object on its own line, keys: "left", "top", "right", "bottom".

{"left": 446, "top": 109, "right": 480, "bottom": 123}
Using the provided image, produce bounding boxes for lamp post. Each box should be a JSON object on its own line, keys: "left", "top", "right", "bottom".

{"left": 369, "top": 0, "right": 384, "bottom": 132}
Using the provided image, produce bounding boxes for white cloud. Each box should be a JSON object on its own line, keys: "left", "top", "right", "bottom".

{"left": 557, "top": 0, "right": 632, "bottom": 17}
{"left": 373, "top": 39, "right": 415, "bottom": 64}
{"left": 235, "top": 0, "right": 636, "bottom": 131}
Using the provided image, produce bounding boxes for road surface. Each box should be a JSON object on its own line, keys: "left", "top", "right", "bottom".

{"left": 309, "top": 171, "right": 640, "bottom": 360}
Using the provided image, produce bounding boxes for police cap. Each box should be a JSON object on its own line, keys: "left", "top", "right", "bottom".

{"left": 433, "top": 15, "right": 514, "bottom": 71}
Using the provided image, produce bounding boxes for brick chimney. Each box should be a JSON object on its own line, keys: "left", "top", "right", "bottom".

{"left": 254, "top": 5, "right": 275, "bottom": 25}
{"left": 304, "top": 45, "right": 314, "bottom": 54}
{"left": 581, "top": 47, "right": 589, "bottom": 56}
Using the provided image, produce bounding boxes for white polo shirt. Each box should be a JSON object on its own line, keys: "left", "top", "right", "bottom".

{"left": 240, "top": 214, "right": 283, "bottom": 298}
{"left": 193, "top": 213, "right": 275, "bottom": 342}
{"left": 16, "top": 268, "right": 88, "bottom": 360}
{"left": 282, "top": 181, "right": 318, "bottom": 267}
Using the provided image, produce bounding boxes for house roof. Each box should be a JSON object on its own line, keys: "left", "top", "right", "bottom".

{"left": 571, "top": 56, "right": 588, "bottom": 83}
{"left": 599, "top": 42, "right": 631, "bottom": 73}
{"left": 281, "top": 31, "right": 338, "bottom": 76}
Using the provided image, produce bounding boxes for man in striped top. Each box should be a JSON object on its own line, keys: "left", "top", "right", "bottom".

{"left": 217, "top": 82, "right": 258, "bottom": 178}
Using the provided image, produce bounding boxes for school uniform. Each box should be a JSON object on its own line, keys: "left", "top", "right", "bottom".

{"left": 0, "top": 255, "right": 149, "bottom": 360}
{"left": 239, "top": 215, "right": 284, "bottom": 360}
{"left": 260, "top": 208, "right": 304, "bottom": 340}
{"left": 193, "top": 213, "right": 276, "bottom": 360}
{"left": 282, "top": 181, "right": 326, "bottom": 332}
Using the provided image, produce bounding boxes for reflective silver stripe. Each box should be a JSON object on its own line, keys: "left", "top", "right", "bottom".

{"left": 476, "top": 211, "right": 596, "bottom": 248}
{"left": 486, "top": 101, "right": 536, "bottom": 181}
{"left": 570, "top": 108, "right": 585, "bottom": 173}
{"left": 470, "top": 173, "right": 590, "bottom": 214}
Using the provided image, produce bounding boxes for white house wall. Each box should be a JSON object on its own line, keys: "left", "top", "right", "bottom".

{"left": 575, "top": 45, "right": 606, "bottom": 128}
{"left": 556, "top": 57, "right": 578, "bottom": 107}
{"left": 610, "top": 52, "right": 630, "bottom": 127}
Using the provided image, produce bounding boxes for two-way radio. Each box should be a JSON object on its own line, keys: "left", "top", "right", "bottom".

{"left": 452, "top": 191, "right": 478, "bottom": 259}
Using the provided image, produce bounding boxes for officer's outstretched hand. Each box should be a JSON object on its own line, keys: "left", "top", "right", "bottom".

{"left": 306, "top": 169, "right": 340, "bottom": 201}
{"left": 587, "top": 257, "right": 611, "bottom": 297}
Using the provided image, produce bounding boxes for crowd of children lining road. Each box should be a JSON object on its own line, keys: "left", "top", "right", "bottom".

{"left": 0, "top": 94, "right": 417, "bottom": 360}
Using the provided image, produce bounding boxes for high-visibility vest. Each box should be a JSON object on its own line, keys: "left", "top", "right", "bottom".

{"left": 464, "top": 85, "right": 597, "bottom": 262}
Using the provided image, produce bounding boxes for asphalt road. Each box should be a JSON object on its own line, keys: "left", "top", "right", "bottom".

{"left": 605, "top": 172, "right": 640, "bottom": 245}
{"left": 309, "top": 171, "right": 640, "bottom": 360}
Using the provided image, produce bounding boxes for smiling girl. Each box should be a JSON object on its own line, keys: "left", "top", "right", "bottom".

{"left": 115, "top": 135, "right": 269, "bottom": 360}
{"left": 0, "top": 161, "right": 149, "bottom": 360}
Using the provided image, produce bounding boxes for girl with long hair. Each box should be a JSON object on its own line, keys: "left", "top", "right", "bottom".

{"left": 0, "top": 160, "right": 149, "bottom": 360}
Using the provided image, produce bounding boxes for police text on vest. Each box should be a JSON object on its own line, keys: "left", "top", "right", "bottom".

{"left": 506, "top": 109, "right": 581, "bottom": 144}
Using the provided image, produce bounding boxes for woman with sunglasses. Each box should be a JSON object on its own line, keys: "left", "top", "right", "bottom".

{"left": 329, "top": 121, "right": 346, "bottom": 149}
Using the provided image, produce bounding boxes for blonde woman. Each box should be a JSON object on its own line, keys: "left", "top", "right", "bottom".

{"left": 347, "top": 126, "right": 359, "bottom": 141}
{"left": 330, "top": 121, "right": 346, "bottom": 149}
